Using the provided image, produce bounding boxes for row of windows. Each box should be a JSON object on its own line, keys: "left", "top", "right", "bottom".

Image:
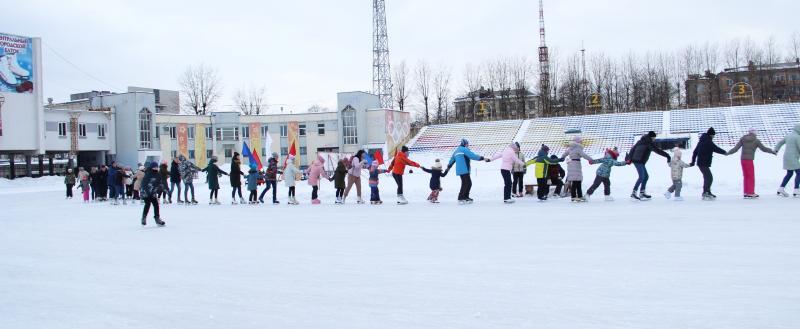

{"left": 56, "top": 122, "right": 107, "bottom": 139}
{"left": 154, "top": 123, "right": 328, "bottom": 141}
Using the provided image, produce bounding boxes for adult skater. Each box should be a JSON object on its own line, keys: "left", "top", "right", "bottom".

{"left": 448, "top": 139, "right": 489, "bottom": 204}
{"left": 774, "top": 123, "right": 800, "bottom": 197}
{"left": 489, "top": 142, "right": 525, "bottom": 204}
{"left": 625, "top": 131, "right": 671, "bottom": 200}
{"left": 114, "top": 163, "right": 129, "bottom": 205}
{"left": 387, "top": 146, "right": 420, "bottom": 205}
{"left": 140, "top": 161, "right": 166, "bottom": 227}
{"left": 178, "top": 155, "right": 199, "bottom": 205}
{"left": 158, "top": 161, "right": 169, "bottom": 204}
{"left": 229, "top": 152, "right": 245, "bottom": 204}
{"left": 169, "top": 157, "right": 182, "bottom": 204}
{"left": 690, "top": 127, "right": 728, "bottom": 200}
{"left": 259, "top": 153, "right": 280, "bottom": 204}
{"left": 343, "top": 150, "right": 367, "bottom": 204}
{"left": 561, "top": 136, "right": 594, "bottom": 203}
{"left": 727, "top": 129, "right": 777, "bottom": 198}
{"left": 107, "top": 161, "right": 118, "bottom": 202}
{"left": 202, "top": 156, "right": 228, "bottom": 205}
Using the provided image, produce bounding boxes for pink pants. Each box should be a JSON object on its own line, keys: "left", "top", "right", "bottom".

{"left": 741, "top": 159, "right": 755, "bottom": 195}
{"left": 82, "top": 188, "right": 90, "bottom": 201}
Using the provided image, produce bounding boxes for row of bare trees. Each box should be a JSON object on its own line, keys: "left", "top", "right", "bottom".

{"left": 178, "top": 63, "right": 268, "bottom": 115}
{"left": 394, "top": 32, "right": 800, "bottom": 124}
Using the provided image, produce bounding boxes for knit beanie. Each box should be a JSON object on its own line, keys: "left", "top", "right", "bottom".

{"left": 606, "top": 147, "right": 619, "bottom": 160}
{"left": 707, "top": 127, "right": 716, "bottom": 136}
{"left": 647, "top": 131, "right": 657, "bottom": 138}
{"left": 460, "top": 139, "right": 469, "bottom": 147}
{"left": 432, "top": 159, "right": 443, "bottom": 170}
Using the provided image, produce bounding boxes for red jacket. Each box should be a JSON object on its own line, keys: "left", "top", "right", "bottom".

{"left": 387, "top": 151, "right": 419, "bottom": 175}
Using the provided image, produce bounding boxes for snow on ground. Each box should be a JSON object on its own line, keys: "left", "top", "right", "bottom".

{"left": 2, "top": 150, "right": 800, "bottom": 329}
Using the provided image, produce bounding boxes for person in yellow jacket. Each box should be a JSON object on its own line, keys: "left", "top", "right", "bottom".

{"left": 525, "top": 144, "right": 563, "bottom": 201}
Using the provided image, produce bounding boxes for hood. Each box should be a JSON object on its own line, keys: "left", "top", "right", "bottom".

{"left": 569, "top": 141, "right": 582, "bottom": 149}
{"left": 640, "top": 134, "right": 653, "bottom": 144}
{"left": 509, "top": 142, "right": 519, "bottom": 152}
{"left": 741, "top": 133, "right": 757, "bottom": 143}
{"left": 699, "top": 133, "right": 711, "bottom": 143}
{"left": 178, "top": 155, "right": 186, "bottom": 162}
{"left": 317, "top": 154, "right": 325, "bottom": 164}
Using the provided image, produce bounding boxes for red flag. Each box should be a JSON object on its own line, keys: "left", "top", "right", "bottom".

{"left": 252, "top": 150, "right": 264, "bottom": 170}
{"left": 284, "top": 142, "right": 298, "bottom": 167}
{"left": 374, "top": 150, "right": 384, "bottom": 165}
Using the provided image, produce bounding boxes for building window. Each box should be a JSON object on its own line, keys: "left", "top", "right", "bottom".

{"left": 189, "top": 150, "right": 195, "bottom": 159}
{"left": 281, "top": 147, "right": 288, "bottom": 156}
{"left": 206, "top": 127, "right": 213, "bottom": 140}
{"left": 58, "top": 122, "right": 67, "bottom": 137}
{"left": 261, "top": 125, "right": 268, "bottom": 137}
{"left": 242, "top": 126, "right": 250, "bottom": 139}
{"left": 727, "top": 79, "right": 734, "bottom": 87}
{"left": 171, "top": 150, "right": 177, "bottom": 158}
{"left": 139, "top": 108, "right": 152, "bottom": 149}
{"left": 317, "top": 123, "right": 325, "bottom": 135}
{"left": 262, "top": 148, "right": 266, "bottom": 157}
{"left": 188, "top": 126, "right": 195, "bottom": 140}
{"left": 98, "top": 124, "right": 106, "bottom": 139}
{"left": 207, "top": 150, "right": 213, "bottom": 159}
{"left": 154, "top": 125, "right": 160, "bottom": 139}
{"left": 224, "top": 148, "right": 233, "bottom": 159}
{"left": 300, "top": 147, "right": 307, "bottom": 155}
{"left": 280, "top": 125, "right": 288, "bottom": 137}
{"left": 791, "top": 74, "right": 799, "bottom": 81}
{"left": 299, "top": 124, "right": 306, "bottom": 136}
{"left": 215, "top": 127, "right": 240, "bottom": 141}
{"left": 169, "top": 126, "right": 177, "bottom": 140}
{"left": 342, "top": 106, "right": 358, "bottom": 145}
{"left": 78, "top": 123, "right": 87, "bottom": 138}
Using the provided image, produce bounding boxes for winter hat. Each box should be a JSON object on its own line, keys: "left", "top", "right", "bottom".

{"left": 149, "top": 162, "right": 158, "bottom": 169}
{"left": 549, "top": 154, "right": 559, "bottom": 161}
{"left": 573, "top": 136, "right": 582, "bottom": 143}
{"left": 707, "top": 127, "right": 716, "bottom": 136}
{"left": 67, "top": 168, "right": 73, "bottom": 173}
{"left": 748, "top": 128, "right": 757, "bottom": 135}
{"left": 401, "top": 145, "right": 409, "bottom": 153}
{"left": 460, "top": 139, "right": 469, "bottom": 147}
{"left": 540, "top": 144, "right": 550, "bottom": 153}
{"left": 139, "top": 165, "right": 145, "bottom": 171}
{"left": 514, "top": 142, "right": 521, "bottom": 151}
{"left": 606, "top": 147, "right": 619, "bottom": 160}
{"left": 672, "top": 147, "right": 682, "bottom": 158}
{"left": 432, "top": 159, "right": 443, "bottom": 170}
{"left": 272, "top": 152, "right": 279, "bottom": 159}
{"left": 287, "top": 154, "right": 295, "bottom": 162}
{"left": 647, "top": 131, "right": 657, "bottom": 138}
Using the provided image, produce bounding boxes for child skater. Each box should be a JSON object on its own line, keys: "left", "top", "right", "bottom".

{"left": 586, "top": 147, "right": 628, "bottom": 201}
{"left": 525, "top": 145, "right": 562, "bottom": 201}
{"left": 420, "top": 159, "right": 449, "bottom": 203}
{"left": 664, "top": 147, "right": 693, "bottom": 201}
{"left": 367, "top": 160, "right": 389, "bottom": 204}
{"left": 306, "top": 155, "right": 332, "bottom": 204}
{"left": 64, "top": 168, "right": 76, "bottom": 199}
{"left": 140, "top": 162, "right": 166, "bottom": 226}
{"left": 79, "top": 168, "right": 91, "bottom": 203}
{"left": 245, "top": 164, "right": 262, "bottom": 204}
{"left": 333, "top": 159, "right": 348, "bottom": 204}
{"left": 282, "top": 155, "right": 300, "bottom": 205}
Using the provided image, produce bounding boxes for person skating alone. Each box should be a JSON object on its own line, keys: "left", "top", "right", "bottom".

{"left": 387, "top": 146, "right": 420, "bottom": 205}
{"left": 448, "top": 139, "right": 489, "bottom": 204}
{"left": 727, "top": 128, "right": 777, "bottom": 199}
{"left": 625, "top": 131, "right": 671, "bottom": 200}
{"left": 690, "top": 127, "right": 729, "bottom": 201}
{"left": 258, "top": 153, "right": 281, "bottom": 204}
{"left": 420, "top": 159, "right": 449, "bottom": 203}
{"left": 140, "top": 162, "right": 166, "bottom": 227}
{"left": 64, "top": 168, "right": 76, "bottom": 199}
{"left": 282, "top": 154, "right": 301, "bottom": 205}
{"left": 586, "top": 147, "right": 628, "bottom": 201}
{"left": 774, "top": 123, "right": 800, "bottom": 197}
{"left": 178, "top": 155, "right": 199, "bottom": 205}
{"left": 202, "top": 156, "right": 228, "bottom": 205}
{"left": 343, "top": 150, "right": 368, "bottom": 204}
{"left": 333, "top": 159, "right": 347, "bottom": 204}
{"left": 561, "top": 136, "right": 594, "bottom": 203}
{"left": 229, "top": 152, "right": 245, "bottom": 205}
{"left": 306, "top": 154, "right": 332, "bottom": 205}
{"left": 664, "top": 147, "right": 693, "bottom": 201}
{"left": 489, "top": 142, "right": 526, "bottom": 204}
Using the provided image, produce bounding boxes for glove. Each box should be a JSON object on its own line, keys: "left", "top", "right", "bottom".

{"left": 666, "top": 157, "right": 671, "bottom": 164}
{"left": 689, "top": 162, "right": 695, "bottom": 167}
{"left": 626, "top": 160, "right": 632, "bottom": 165}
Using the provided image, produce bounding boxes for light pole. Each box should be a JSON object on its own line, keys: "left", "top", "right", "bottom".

{"left": 0, "top": 94, "right": 4, "bottom": 136}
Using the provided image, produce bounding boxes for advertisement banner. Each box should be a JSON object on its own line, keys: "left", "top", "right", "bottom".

{"left": 385, "top": 110, "right": 412, "bottom": 158}
{"left": 249, "top": 122, "right": 261, "bottom": 158}
{"left": 177, "top": 123, "right": 189, "bottom": 158}
{"left": 287, "top": 121, "right": 300, "bottom": 166}
{"left": 0, "top": 33, "right": 35, "bottom": 93}
{"left": 195, "top": 124, "right": 206, "bottom": 166}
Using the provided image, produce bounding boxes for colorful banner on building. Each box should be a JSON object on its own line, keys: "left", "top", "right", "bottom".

{"left": 177, "top": 123, "right": 189, "bottom": 158}
{"left": 287, "top": 121, "right": 300, "bottom": 166}
{"left": 249, "top": 122, "right": 261, "bottom": 158}
{"left": 0, "top": 33, "right": 35, "bottom": 93}
{"left": 195, "top": 124, "right": 206, "bottom": 166}
{"left": 385, "top": 110, "right": 412, "bottom": 158}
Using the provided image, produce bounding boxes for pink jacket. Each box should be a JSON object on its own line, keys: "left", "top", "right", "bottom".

{"left": 306, "top": 155, "right": 330, "bottom": 186}
{"left": 348, "top": 156, "right": 365, "bottom": 177}
{"left": 491, "top": 146, "right": 525, "bottom": 171}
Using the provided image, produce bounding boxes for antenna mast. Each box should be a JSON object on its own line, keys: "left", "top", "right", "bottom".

{"left": 373, "top": 0, "right": 394, "bottom": 109}
{"left": 538, "top": 0, "right": 550, "bottom": 116}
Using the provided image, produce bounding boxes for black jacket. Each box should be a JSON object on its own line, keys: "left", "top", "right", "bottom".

{"left": 626, "top": 134, "right": 670, "bottom": 164}
{"left": 229, "top": 160, "right": 243, "bottom": 187}
{"left": 170, "top": 162, "right": 181, "bottom": 183}
{"left": 140, "top": 168, "right": 165, "bottom": 199}
{"left": 692, "top": 133, "right": 727, "bottom": 167}
{"left": 421, "top": 167, "right": 448, "bottom": 190}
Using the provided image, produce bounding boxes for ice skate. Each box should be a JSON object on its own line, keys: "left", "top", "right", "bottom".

{"left": 272, "top": 200, "right": 280, "bottom": 205}
{"left": 777, "top": 187, "right": 789, "bottom": 197}
{"left": 465, "top": 198, "right": 474, "bottom": 204}
{"left": 639, "top": 191, "right": 652, "bottom": 200}
{"left": 191, "top": 199, "right": 198, "bottom": 205}
{"left": 7, "top": 54, "right": 30, "bottom": 77}
{"left": 630, "top": 192, "right": 641, "bottom": 201}
{"left": 664, "top": 191, "right": 672, "bottom": 200}
{"left": 240, "top": 199, "right": 246, "bottom": 204}
{"left": 396, "top": 195, "right": 408, "bottom": 205}
{"left": 312, "top": 199, "right": 321, "bottom": 205}
{"left": 357, "top": 197, "right": 365, "bottom": 204}
{"left": 794, "top": 189, "right": 800, "bottom": 198}
{"left": 744, "top": 194, "right": 759, "bottom": 199}
{"left": 155, "top": 218, "right": 166, "bottom": 227}
{"left": 458, "top": 200, "right": 468, "bottom": 205}
{"left": 503, "top": 199, "right": 515, "bottom": 204}
{"left": 604, "top": 195, "right": 614, "bottom": 202}
{"left": 141, "top": 217, "right": 146, "bottom": 226}
{"left": 0, "top": 56, "right": 18, "bottom": 85}
{"left": 334, "top": 197, "right": 342, "bottom": 205}
{"left": 213, "top": 199, "right": 221, "bottom": 205}
{"left": 674, "top": 196, "right": 684, "bottom": 201}
{"left": 702, "top": 192, "right": 715, "bottom": 201}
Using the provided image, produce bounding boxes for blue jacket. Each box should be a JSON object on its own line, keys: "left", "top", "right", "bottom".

{"left": 448, "top": 146, "right": 483, "bottom": 176}
{"left": 107, "top": 165, "right": 117, "bottom": 186}
{"left": 245, "top": 169, "right": 261, "bottom": 191}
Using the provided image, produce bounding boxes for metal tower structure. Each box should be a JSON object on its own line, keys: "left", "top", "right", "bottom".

{"left": 538, "top": 0, "right": 550, "bottom": 115}
{"left": 373, "top": 0, "right": 393, "bottom": 109}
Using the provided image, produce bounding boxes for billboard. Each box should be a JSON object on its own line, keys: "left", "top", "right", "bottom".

{"left": 385, "top": 110, "right": 411, "bottom": 158}
{"left": 0, "top": 33, "right": 34, "bottom": 93}
{"left": 177, "top": 123, "right": 189, "bottom": 158}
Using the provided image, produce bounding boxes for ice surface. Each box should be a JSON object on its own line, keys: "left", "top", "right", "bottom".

{"left": 1, "top": 151, "right": 799, "bottom": 328}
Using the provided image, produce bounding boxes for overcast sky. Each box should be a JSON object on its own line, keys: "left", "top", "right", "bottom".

{"left": 7, "top": 0, "right": 799, "bottom": 113}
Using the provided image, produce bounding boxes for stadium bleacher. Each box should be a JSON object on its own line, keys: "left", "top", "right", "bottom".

{"left": 407, "top": 103, "right": 800, "bottom": 159}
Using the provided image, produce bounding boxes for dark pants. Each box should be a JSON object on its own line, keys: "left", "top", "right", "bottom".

{"left": 587, "top": 176, "right": 611, "bottom": 196}
{"left": 142, "top": 197, "right": 160, "bottom": 219}
{"left": 249, "top": 190, "right": 257, "bottom": 202}
{"left": 170, "top": 181, "right": 181, "bottom": 201}
{"left": 512, "top": 172, "right": 525, "bottom": 194}
{"left": 699, "top": 166, "right": 713, "bottom": 193}
{"left": 126, "top": 184, "right": 134, "bottom": 197}
{"left": 392, "top": 173, "right": 404, "bottom": 195}
{"left": 536, "top": 178, "right": 549, "bottom": 199}
{"left": 780, "top": 169, "right": 800, "bottom": 188}
{"left": 184, "top": 182, "right": 195, "bottom": 201}
{"left": 210, "top": 188, "right": 219, "bottom": 200}
{"left": 288, "top": 186, "right": 295, "bottom": 197}
{"left": 312, "top": 186, "right": 319, "bottom": 200}
{"left": 551, "top": 177, "right": 564, "bottom": 195}
{"left": 115, "top": 185, "right": 125, "bottom": 200}
{"left": 633, "top": 163, "right": 649, "bottom": 192}
{"left": 458, "top": 174, "right": 473, "bottom": 200}
{"left": 335, "top": 188, "right": 344, "bottom": 198}
{"left": 370, "top": 186, "right": 380, "bottom": 201}
{"left": 259, "top": 181, "right": 277, "bottom": 202}
{"left": 231, "top": 186, "right": 243, "bottom": 199}
{"left": 66, "top": 184, "right": 74, "bottom": 198}
{"left": 501, "top": 169, "right": 512, "bottom": 200}
{"left": 570, "top": 181, "right": 584, "bottom": 198}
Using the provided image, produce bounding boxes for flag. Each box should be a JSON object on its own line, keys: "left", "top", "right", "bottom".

{"left": 285, "top": 141, "right": 297, "bottom": 167}
{"left": 242, "top": 141, "right": 252, "bottom": 159}
{"left": 252, "top": 150, "right": 263, "bottom": 170}
{"left": 374, "top": 150, "right": 384, "bottom": 165}
{"left": 364, "top": 153, "right": 373, "bottom": 166}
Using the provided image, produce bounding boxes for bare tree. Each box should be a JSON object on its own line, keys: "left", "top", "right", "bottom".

{"left": 307, "top": 104, "right": 330, "bottom": 113}
{"left": 393, "top": 61, "right": 410, "bottom": 112}
{"left": 724, "top": 38, "right": 742, "bottom": 69}
{"left": 463, "top": 63, "right": 483, "bottom": 122}
{"left": 415, "top": 61, "right": 432, "bottom": 125}
{"left": 178, "top": 63, "right": 222, "bottom": 115}
{"left": 233, "top": 85, "right": 267, "bottom": 115}
{"left": 789, "top": 31, "right": 800, "bottom": 62}
{"left": 432, "top": 65, "right": 451, "bottom": 124}
{"left": 511, "top": 56, "right": 533, "bottom": 118}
